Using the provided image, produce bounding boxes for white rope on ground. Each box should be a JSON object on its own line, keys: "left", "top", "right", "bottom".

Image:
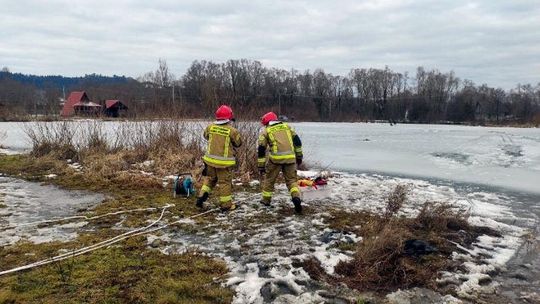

{"left": 0, "top": 204, "right": 173, "bottom": 276}
{"left": 0, "top": 206, "right": 165, "bottom": 231}
{"left": 0, "top": 193, "right": 261, "bottom": 276}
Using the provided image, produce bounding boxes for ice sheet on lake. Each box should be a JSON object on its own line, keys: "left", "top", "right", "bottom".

{"left": 0, "top": 177, "right": 105, "bottom": 246}
{"left": 294, "top": 123, "right": 540, "bottom": 194}
{"left": 2, "top": 122, "right": 539, "bottom": 193}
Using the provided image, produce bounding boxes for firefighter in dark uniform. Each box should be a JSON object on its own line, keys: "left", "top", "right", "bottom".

{"left": 257, "top": 112, "right": 303, "bottom": 213}
{"left": 196, "top": 105, "right": 242, "bottom": 211}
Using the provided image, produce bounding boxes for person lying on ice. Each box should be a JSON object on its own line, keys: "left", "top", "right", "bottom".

{"left": 257, "top": 112, "right": 304, "bottom": 213}
{"left": 196, "top": 105, "right": 243, "bottom": 211}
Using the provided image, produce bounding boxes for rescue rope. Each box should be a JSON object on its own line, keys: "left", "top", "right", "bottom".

{"left": 0, "top": 204, "right": 173, "bottom": 276}
{"left": 0, "top": 193, "right": 261, "bottom": 276}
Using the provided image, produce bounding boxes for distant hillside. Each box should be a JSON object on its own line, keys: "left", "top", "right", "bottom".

{"left": 0, "top": 71, "right": 134, "bottom": 89}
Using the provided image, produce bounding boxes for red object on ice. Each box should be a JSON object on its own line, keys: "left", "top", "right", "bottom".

{"left": 314, "top": 177, "right": 328, "bottom": 186}
{"left": 298, "top": 179, "right": 318, "bottom": 189}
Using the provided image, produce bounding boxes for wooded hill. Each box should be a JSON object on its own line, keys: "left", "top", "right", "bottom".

{"left": 1, "top": 61, "right": 539, "bottom": 124}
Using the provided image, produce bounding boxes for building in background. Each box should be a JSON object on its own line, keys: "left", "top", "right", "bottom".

{"left": 61, "top": 91, "right": 128, "bottom": 117}
{"left": 104, "top": 100, "right": 128, "bottom": 117}
{"left": 61, "top": 91, "right": 101, "bottom": 117}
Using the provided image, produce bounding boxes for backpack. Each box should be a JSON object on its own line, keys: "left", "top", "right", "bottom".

{"left": 173, "top": 175, "right": 195, "bottom": 197}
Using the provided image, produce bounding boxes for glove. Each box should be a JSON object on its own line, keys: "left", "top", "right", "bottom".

{"left": 296, "top": 157, "right": 303, "bottom": 166}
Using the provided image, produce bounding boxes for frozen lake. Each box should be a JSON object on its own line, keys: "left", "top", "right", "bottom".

{"left": 1, "top": 121, "right": 539, "bottom": 301}
{"left": 2, "top": 121, "right": 538, "bottom": 194}
{"left": 295, "top": 123, "right": 540, "bottom": 195}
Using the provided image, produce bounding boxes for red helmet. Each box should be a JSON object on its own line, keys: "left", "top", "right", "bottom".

{"left": 261, "top": 112, "right": 278, "bottom": 125}
{"left": 215, "top": 105, "right": 234, "bottom": 120}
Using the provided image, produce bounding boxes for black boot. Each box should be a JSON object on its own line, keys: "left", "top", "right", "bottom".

{"left": 260, "top": 200, "right": 271, "bottom": 207}
{"left": 196, "top": 192, "right": 208, "bottom": 208}
{"left": 292, "top": 197, "right": 302, "bottom": 214}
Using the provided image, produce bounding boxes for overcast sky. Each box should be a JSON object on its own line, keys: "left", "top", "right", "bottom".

{"left": 1, "top": 0, "right": 539, "bottom": 88}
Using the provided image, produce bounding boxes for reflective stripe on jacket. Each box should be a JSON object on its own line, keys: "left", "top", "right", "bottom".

{"left": 258, "top": 122, "right": 301, "bottom": 165}
{"left": 203, "top": 123, "right": 242, "bottom": 168}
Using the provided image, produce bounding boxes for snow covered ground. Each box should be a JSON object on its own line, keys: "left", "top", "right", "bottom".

{"left": 0, "top": 172, "right": 536, "bottom": 302}
{"left": 143, "top": 171, "right": 536, "bottom": 303}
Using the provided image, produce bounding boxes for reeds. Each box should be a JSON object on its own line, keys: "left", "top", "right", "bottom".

{"left": 22, "top": 120, "right": 259, "bottom": 181}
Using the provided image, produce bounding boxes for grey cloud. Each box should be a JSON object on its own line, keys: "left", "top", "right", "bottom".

{"left": 1, "top": 0, "right": 539, "bottom": 88}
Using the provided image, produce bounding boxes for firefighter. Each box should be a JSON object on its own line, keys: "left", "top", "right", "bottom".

{"left": 258, "top": 112, "right": 303, "bottom": 213}
{"left": 196, "top": 105, "right": 242, "bottom": 211}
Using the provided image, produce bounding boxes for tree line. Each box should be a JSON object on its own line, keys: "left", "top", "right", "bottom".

{"left": 1, "top": 61, "right": 539, "bottom": 124}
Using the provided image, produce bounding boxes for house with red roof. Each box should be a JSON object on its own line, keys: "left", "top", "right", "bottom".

{"left": 61, "top": 91, "right": 102, "bottom": 117}
{"left": 104, "top": 100, "right": 128, "bottom": 117}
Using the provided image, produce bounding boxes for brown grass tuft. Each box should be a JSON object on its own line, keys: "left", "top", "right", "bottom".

{"left": 326, "top": 193, "right": 499, "bottom": 293}
{"left": 233, "top": 121, "right": 261, "bottom": 182}
{"left": 415, "top": 202, "right": 469, "bottom": 232}
{"left": 299, "top": 257, "right": 329, "bottom": 281}
{"left": 384, "top": 184, "right": 408, "bottom": 219}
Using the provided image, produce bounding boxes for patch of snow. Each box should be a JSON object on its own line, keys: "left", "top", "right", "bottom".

{"left": 68, "top": 163, "right": 83, "bottom": 171}
{"left": 297, "top": 170, "right": 318, "bottom": 178}
{"left": 386, "top": 289, "right": 464, "bottom": 304}
{"left": 312, "top": 243, "right": 351, "bottom": 274}
{"left": 229, "top": 263, "right": 267, "bottom": 304}
{"left": 176, "top": 218, "right": 196, "bottom": 225}
{"left": 142, "top": 160, "right": 154, "bottom": 167}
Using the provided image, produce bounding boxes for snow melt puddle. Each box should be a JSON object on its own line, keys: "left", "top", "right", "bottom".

{"left": 0, "top": 176, "right": 105, "bottom": 246}
{"left": 147, "top": 172, "right": 531, "bottom": 303}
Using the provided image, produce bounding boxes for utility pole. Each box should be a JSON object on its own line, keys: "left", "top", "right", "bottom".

{"left": 172, "top": 84, "right": 175, "bottom": 105}
{"left": 278, "top": 93, "right": 281, "bottom": 116}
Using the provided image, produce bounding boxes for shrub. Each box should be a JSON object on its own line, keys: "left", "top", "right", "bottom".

{"left": 332, "top": 191, "right": 494, "bottom": 292}
{"left": 234, "top": 121, "right": 261, "bottom": 181}
{"left": 24, "top": 122, "right": 78, "bottom": 160}
{"left": 384, "top": 184, "right": 408, "bottom": 219}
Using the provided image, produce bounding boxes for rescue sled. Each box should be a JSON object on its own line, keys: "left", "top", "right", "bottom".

{"left": 297, "top": 171, "right": 332, "bottom": 201}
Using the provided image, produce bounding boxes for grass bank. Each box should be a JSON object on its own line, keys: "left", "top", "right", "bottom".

{"left": 0, "top": 152, "right": 236, "bottom": 302}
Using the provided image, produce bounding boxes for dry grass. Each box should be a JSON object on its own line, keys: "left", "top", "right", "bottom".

{"left": 0, "top": 238, "right": 233, "bottom": 304}
{"left": 22, "top": 120, "right": 259, "bottom": 186}
{"left": 320, "top": 186, "right": 501, "bottom": 293}
{"left": 383, "top": 184, "right": 408, "bottom": 219}
{"left": 298, "top": 257, "right": 329, "bottom": 281}
{"left": 0, "top": 130, "right": 6, "bottom": 148}
{"left": 25, "top": 121, "right": 78, "bottom": 160}
{"left": 415, "top": 202, "right": 469, "bottom": 232}
{"left": 22, "top": 121, "right": 202, "bottom": 185}
{"left": 534, "top": 113, "right": 540, "bottom": 127}
{"left": 234, "top": 121, "right": 261, "bottom": 181}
